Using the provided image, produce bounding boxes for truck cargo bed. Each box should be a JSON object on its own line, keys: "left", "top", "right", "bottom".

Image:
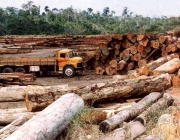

{"left": 0, "top": 57, "right": 57, "bottom": 66}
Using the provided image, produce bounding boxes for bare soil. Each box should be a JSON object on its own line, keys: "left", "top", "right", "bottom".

{"left": 33, "top": 70, "right": 113, "bottom": 87}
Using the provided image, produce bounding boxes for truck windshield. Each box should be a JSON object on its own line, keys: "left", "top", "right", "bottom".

{"left": 69, "top": 51, "right": 77, "bottom": 58}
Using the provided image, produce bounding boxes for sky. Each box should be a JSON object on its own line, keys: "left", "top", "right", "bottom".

{"left": 0, "top": 0, "right": 180, "bottom": 17}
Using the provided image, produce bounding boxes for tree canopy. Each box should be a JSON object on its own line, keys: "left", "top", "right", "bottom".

{"left": 0, "top": 1, "right": 180, "bottom": 35}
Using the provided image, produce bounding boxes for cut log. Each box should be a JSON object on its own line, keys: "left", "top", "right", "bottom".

{"left": 105, "top": 66, "right": 114, "bottom": 75}
{"left": 0, "top": 112, "right": 37, "bottom": 125}
{"left": 119, "top": 52, "right": 124, "bottom": 60}
{"left": 109, "top": 60, "right": 117, "bottom": 68}
{"left": 96, "top": 67, "right": 105, "bottom": 75}
{"left": 144, "top": 45, "right": 151, "bottom": 53}
{"left": 137, "top": 34, "right": 146, "bottom": 41}
{"left": 135, "top": 93, "right": 174, "bottom": 125}
{"left": 0, "top": 86, "right": 26, "bottom": 102}
{"left": 0, "top": 101, "right": 26, "bottom": 109}
{"left": 161, "top": 50, "right": 168, "bottom": 57}
{"left": 137, "top": 44, "right": 144, "bottom": 53}
{"left": 177, "top": 41, "right": 180, "bottom": 49}
{"left": 126, "top": 33, "right": 136, "bottom": 43}
{"left": 130, "top": 45, "right": 137, "bottom": 54}
{"left": 102, "top": 49, "right": 109, "bottom": 56}
{"left": 138, "top": 59, "right": 147, "bottom": 68}
{"left": 151, "top": 58, "right": 180, "bottom": 75}
{"left": 151, "top": 40, "right": 160, "bottom": 48}
{"left": 123, "top": 54, "right": 130, "bottom": 61}
{"left": 159, "top": 35, "right": 167, "bottom": 43}
{"left": 113, "top": 34, "right": 123, "bottom": 40}
{"left": 166, "top": 45, "right": 172, "bottom": 52}
{"left": 127, "top": 62, "right": 135, "bottom": 70}
{"left": 82, "top": 105, "right": 132, "bottom": 124}
{"left": 123, "top": 48, "right": 130, "bottom": 55}
{"left": 136, "top": 65, "right": 149, "bottom": 76}
{"left": 99, "top": 44, "right": 107, "bottom": 50}
{"left": 146, "top": 54, "right": 177, "bottom": 71}
{"left": 160, "top": 44, "right": 166, "bottom": 51}
{"left": 115, "top": 44, "right": 120, "bottom": 50}
{"left": 99, "top": 92, "right": 163, "bottom": 132}
{"left": 5, "top": 93, "right": 84, "bottom": 140}
{"left": 141, "top": 50, "right": 147, "bottom": 58}
{"left": 0, "top": 116, "right": 30, "bottom": 140}
{"left": 133, "top": 53, "right": 141, "bottom": 61}
{"left": 103, "top": 121, "right": 146, "bottom": 140}
{"left": 139, "top": 38, "right": 149, "bottom": 46}
{"left": 25, "top": 73, "right": 172, "bottom": 112}
{"left": 114, "top": 49, "right": 120, "bottom": 55}
{"left": 117, "top": 60, "right": 127, "bottom": 70}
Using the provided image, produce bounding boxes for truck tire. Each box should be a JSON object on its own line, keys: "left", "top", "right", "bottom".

{"left": 63, "top": 66, "right": 75, "bottom": 77}
{"left": 2, "top": 68, "right": 13, "bottom": 73}
{"left": 15, "top": 68, "right": 26, "bottom": 73}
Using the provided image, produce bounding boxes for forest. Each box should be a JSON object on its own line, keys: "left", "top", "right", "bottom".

{"left": 0, "top": 1, "right": 180, "bottom": 35}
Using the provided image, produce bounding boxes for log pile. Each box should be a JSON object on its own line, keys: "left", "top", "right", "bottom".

{"left": 0, "top": 73, "right": 36, "bottom": 86}
{"left": 0, "top": 32, "right": 180, "bottom": 75}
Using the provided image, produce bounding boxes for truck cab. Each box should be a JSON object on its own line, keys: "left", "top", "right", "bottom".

{"left": 57, "top": 49, "right": 84, "bottom": 77}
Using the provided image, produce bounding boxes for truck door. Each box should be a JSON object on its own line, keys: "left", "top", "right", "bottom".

{"left": 58, "top": 53, "right": 69, "bottom": 70}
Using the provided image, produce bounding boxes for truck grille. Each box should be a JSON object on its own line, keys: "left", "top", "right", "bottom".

{"left": 77, "top": 63, "right": 83, "bottom": 68}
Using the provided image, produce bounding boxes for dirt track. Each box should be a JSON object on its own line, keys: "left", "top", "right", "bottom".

{"left": 33, "top": 70, "right": 113, "bottom": 87}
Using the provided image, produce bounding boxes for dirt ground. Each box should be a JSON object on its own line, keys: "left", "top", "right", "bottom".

{"left": 33, "top": 70, "right": 113, "bottom": 87}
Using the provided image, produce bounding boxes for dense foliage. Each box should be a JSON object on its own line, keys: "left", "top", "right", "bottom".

{"left": 0, "top": 1, "right": 180, "bottom": 35}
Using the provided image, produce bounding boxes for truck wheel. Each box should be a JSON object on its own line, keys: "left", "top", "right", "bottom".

{"left": 15, "top": 68, "right": 26, "bottom": 73}
{"left": 2, "top": 68, "right": 13, "bottom": 73}
{"left": 64, "top": 66, "right": 75, "bottom": 77}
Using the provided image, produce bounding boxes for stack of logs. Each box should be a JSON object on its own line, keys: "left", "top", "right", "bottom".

{"left": 0, "top": 32, "right": 180, "bottom": 75}
{"left": 0, "top": 73, "right": 36, "bottom": 86}
{"left": 94, "top": 33, "right": 180, "bottom": 75}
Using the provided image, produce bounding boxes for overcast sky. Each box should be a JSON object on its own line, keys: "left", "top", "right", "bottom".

{"left": 0, "top": 0, "right": 180, "bottom": 17}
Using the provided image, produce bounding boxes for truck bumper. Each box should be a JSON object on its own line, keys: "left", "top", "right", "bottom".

{"left": 76, "top": 67, "right": 84, "bottom": 73}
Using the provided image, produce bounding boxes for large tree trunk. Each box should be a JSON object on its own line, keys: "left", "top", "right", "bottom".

{"left": 150, "top": 58, "right": 180, "bottom": 75}
{"left": 5, "top": 93, "right": 84, "bottom": 140}
{"left": 99, "top": 92, "right": 163, "bottom": 132}
{"left": 25, "top": 73, "right": 172, "bottom": 112}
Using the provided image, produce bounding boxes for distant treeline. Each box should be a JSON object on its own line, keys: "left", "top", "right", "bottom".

{"left": 0, "top": 1, "right": 180, "bottom": 35}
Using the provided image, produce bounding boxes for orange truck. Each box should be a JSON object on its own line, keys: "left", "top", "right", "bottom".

{"left": 0, "top": 49, "right": 84, "bottom": 77}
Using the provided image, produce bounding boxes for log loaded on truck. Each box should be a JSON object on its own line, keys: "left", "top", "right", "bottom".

{"left": 0, "top": 49, "right": 84, "bottom": 77}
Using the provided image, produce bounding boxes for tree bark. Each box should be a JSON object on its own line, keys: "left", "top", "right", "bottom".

{"left": 25, "top": 73, "right": 172, "bottom": 112}
{"left": 99, "top": 92, "right": 163, "bottom": 132}
{"left": 5, "top": 93, "right": 84, "bottom": 140}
